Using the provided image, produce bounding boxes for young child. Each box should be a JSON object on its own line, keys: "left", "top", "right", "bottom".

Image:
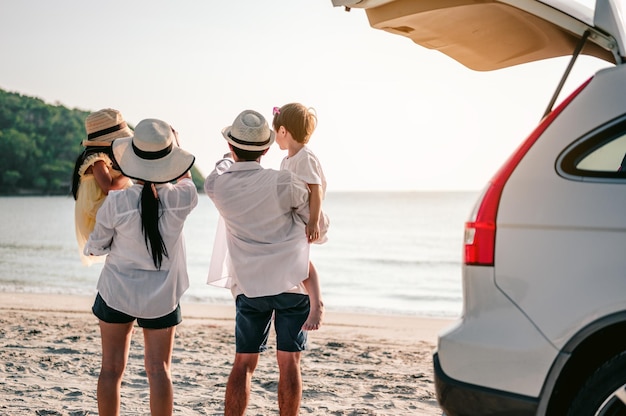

{"left": 71, "top": 108, "right": 133, "bottom": 265}
{"left": 85, "top": 118, "right": 197, "bottom": 415}
{"left": 272, "top": 103, "right": 329, "bottom": 331}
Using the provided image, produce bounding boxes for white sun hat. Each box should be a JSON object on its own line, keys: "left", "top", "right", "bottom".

{"left": 112, "top": 118, "right": 195, "bottom": 183}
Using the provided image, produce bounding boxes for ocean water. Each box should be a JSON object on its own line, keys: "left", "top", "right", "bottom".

{"left": 0, "top": 192, "right": 478, "bottom": 318}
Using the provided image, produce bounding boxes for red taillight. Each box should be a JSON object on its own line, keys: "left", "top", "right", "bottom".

{"left": 464, "top": 77, "right": 593, "bottom": 266}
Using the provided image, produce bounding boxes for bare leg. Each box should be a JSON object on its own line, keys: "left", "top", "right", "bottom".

{"left": 301, "top": 261, "right": 324, "bottom": 331}
{"left": 97, "top": 320, "right": 134, "bottom": 416}
{"left": 143, "top": 326, "right": 176, "bottom": 416}
{"left": 225, "top": 353, "right": 259, "bottom": 416}
{"left": 276, "top": 350, "right": 302, "bottom": 416}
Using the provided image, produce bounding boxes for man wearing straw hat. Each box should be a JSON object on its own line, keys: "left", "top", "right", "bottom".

{"left": 205, "top": 109, "right": 311, "bottom": 416}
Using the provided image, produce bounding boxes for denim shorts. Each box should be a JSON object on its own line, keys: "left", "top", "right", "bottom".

{"left": 92, "top": 293, "right": 182, "bottom": 329}
{"left": 235, "top": 293, "right": 309, "bottom": 353}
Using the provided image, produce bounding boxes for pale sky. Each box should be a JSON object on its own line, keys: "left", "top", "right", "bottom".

{"left": 0, "top": 0, "right": 611, "bottom": 191}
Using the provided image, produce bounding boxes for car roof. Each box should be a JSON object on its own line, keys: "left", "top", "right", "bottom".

{"left": 331, "top": 0, "right": 625, "bottom": 71}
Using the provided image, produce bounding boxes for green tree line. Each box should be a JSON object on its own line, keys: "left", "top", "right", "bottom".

{"left": 0, "top": 88, "right": 204, "bottom": 195}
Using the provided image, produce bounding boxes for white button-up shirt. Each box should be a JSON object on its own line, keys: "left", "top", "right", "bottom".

{"left": 204, "top": 158, "right": 310, "bottom": 297}
{"left": 85, "top": 179, "right": 198, "bottom": 318}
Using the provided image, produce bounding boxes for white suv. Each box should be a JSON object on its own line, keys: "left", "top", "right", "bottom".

{"left": 331, "top": 0, "right": 626, "bottom": 414}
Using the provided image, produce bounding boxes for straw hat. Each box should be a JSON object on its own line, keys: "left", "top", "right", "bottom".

{"left": 83, "top": 108, "right": 133, "bottom": 147}
{"left": 222, "top": 110, "right": 275, "bottom": 151}
{"left": 112, "top": 119, "right": 195, "bottom": 183}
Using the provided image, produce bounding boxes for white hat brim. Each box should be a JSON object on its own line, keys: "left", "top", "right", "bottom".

{"left": 112, "top": 137, "right": 195, "bottom": 183}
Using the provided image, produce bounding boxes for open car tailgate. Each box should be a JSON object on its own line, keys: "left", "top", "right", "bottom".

{"left": 331, "top": 0, "right": 625, "bottom": 71}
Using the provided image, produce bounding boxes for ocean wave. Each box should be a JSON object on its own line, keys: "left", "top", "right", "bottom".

{"left": 346, "top": 257, "right": 460, "bottom": 267}
{"left": 0, "top": 242, "right": 68, "bottom": 252}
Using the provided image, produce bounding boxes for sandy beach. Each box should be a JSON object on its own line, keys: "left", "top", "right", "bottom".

{"left": 0, "top": 292, "right": 454, "bottom": 415}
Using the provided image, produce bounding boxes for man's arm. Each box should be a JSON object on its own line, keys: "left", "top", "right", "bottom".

{"left": 204, "top": 154, "right": 235, "bottom": 198}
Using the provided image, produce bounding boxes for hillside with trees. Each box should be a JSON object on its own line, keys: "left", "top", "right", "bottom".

{"left": 0, "top": 88, "right": 204, "bottom": 195}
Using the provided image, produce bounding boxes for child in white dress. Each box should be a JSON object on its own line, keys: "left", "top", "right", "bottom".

{"left": 272, "top": 103, "right": 329, "bottom": 330}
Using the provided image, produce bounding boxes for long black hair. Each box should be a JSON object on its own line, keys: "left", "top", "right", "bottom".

{"left": 71, "top": 146, "right": 113, "bottom": 200}
{"left": 140, "top": 182, "right": 168, "bottom": 270}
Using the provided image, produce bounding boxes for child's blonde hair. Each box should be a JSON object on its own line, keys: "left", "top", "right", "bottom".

{"left": 272, "top": 103, "right": 317, "bottom": 144}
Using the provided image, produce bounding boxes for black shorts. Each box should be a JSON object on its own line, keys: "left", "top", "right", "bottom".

{"left": 235, "top": 293, "right": 309, "bottom": 353}
{"left": 92, "top": 293, "right": 182, "bottom": 329}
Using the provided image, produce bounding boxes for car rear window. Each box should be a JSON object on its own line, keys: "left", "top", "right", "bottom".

{"left": 559, "top": 115, "right": 626, "bottom": 179}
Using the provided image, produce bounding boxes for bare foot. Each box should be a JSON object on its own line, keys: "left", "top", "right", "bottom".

{"left": 302, "top": 305, "right": 324, "bottom": 331}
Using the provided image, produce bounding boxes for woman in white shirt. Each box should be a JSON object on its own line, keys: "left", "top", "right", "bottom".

{"left": 85, "top": 118, "right": 197, "bottom": 416}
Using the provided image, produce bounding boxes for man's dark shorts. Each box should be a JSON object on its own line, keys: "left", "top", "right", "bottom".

{"left": 92, "top": 292, "right": 182, "bottom": 329}
{"left": 235, "top": 293, "right": 310, "bottom": 353}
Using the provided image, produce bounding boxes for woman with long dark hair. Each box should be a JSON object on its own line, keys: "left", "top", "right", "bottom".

{"left": 84, "top": 118, "right": 197, "bottom": 415}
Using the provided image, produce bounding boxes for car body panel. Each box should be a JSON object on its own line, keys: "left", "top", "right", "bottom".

{"left": 330, "top": 0, "right": 624, "bottom": 71}
{"left": 437, "top": 265, "right": 559, "bottom": 396}
{"left": 434, "top": 352, "right": 540, "bottom": 415}
{"left": 436, "top": 63, "right": 626, "bottom": 403}
{"left": 495, "top": 64, "right": 626, "bottom": 347}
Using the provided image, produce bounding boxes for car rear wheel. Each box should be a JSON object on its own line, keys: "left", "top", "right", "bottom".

{"left": 568, "top": 351, "right": 626, "bottom": 416}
